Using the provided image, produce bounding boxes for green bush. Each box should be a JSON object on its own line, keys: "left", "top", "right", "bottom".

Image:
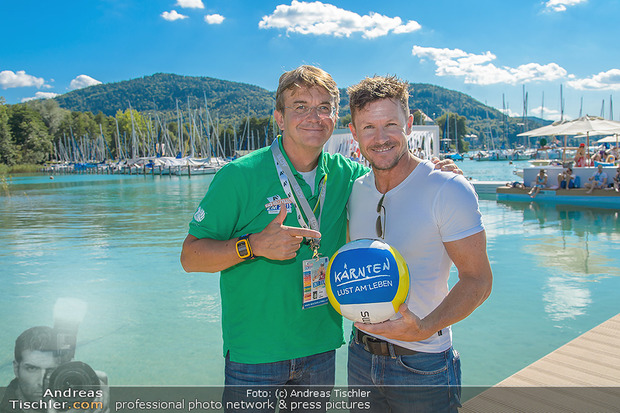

{"left": 0, "top": 163, "right": 41, "bottom": 174}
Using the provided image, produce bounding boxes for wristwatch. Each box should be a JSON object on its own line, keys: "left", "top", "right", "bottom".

{"left": 235, "top": 234, "right": 255, "bottom": 260}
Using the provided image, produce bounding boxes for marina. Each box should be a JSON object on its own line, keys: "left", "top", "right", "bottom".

{"left": 1, "top": 159, "right": 619, "bottom": 393}
{"left": 3, "top": 3, "right": 620, "bottom": 410}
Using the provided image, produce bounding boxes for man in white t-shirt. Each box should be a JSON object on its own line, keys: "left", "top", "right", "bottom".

{"left": 346, "top": 75, "right": 493, "bottom": 413}
{"left": 585, "top": 164, "right": 608, "bottom": 194}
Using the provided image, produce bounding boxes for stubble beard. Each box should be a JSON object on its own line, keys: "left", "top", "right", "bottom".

{"left": 366, "top": 144, "right": 408, "bottom": 171}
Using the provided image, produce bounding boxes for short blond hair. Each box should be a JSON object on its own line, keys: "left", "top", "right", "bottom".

{"left": 275, "top": 65, "right": 339, "bottom": 113}
{"left": 348, "top": 75, "right": 409, "bottom": 123}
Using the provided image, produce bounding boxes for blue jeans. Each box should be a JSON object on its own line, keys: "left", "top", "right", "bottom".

{"left": 223, "top": 350, "right": 335, "bottom": 413}
{"left": 560, "top": 179, "right": 575, "bottom": 189}
{"left": 347, "top": 337, "right": 461, "bottom": 413}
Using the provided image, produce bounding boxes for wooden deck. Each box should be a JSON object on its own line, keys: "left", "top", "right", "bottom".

{"left": 461, "top": 313, "right": 620, "bottom": 412}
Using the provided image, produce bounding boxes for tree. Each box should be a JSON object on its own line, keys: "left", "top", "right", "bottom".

{"left": 0, "top": 99, "right": 19, "bottom": 165}
{"left": 26, "top": 99, "right": 68, "bottom": 137}
{"left": 115, "top": 108, "right": 149, "bottom": 158}
{"left": 7, "top": 105, "right": 52, "bottom": 164}
{"left": 436, "top": 112, "right": 469, "bottom": 153}
{"left": 339, "top": 114, "right": 351, "bottom": 128}
{"left": 116, "top": 108, "right": 148, "bottom": 139}
{"left": 235, "top": 115, "right": 277, "bottom": 151}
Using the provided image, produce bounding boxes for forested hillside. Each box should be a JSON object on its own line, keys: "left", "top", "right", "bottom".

{"left": 0, "top": 73, "right": 549, "bottom": 166}
{"left": 54, "top": 73, "right": 276, "bottom": 123}
{"left": 54, "top": 73, "right": 546, "bottom": 144}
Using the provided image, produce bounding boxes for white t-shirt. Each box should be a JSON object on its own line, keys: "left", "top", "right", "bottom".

{"left": 299, "top": 167, "right": 317, "bottom": 195}
{"left": 348, "top": 160, "right": 484, "bottom": 352}
{"left": 594, "top": 171, "right": 608, "bottom": 184}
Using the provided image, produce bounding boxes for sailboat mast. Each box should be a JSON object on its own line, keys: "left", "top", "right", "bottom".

{"left": 176, "top": 100, "right": 183, "bottom": 157}
{"left": 454, "top": 113, "right": 457, "bottom": 152}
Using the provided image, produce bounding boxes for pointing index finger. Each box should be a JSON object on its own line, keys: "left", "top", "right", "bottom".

{"left": 283, "top": 226, "right": 321, "bottom": 239}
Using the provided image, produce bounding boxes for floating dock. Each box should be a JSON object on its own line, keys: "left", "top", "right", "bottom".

{"left": 461, "top": 313, "right": 620, "bottom": 412}
{"left": 496, "top": 185, "right": 620, "bottom": 208}
{"left": 470, "top": 181, "right": 504, "bottom": 195}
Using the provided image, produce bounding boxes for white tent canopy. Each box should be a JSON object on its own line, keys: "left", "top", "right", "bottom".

{"left": 517, "top": 120, "right": 569, "bottom": 137}
{"left": 518, "top": 116, "right": 620, "bottom": 137}
{"left": 596, "top": 135, "right": 620, "bottom": 144}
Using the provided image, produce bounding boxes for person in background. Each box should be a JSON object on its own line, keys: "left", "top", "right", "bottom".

{"left": 557, "top": 166, "right": 575, "bottom": 190}
{"left": 611, "top": 165, "right": 620, "bottom": 192}
{"left": 574, "top": 143, "right": 587, "bottom": 167}
{"left": 584, "top": 164, "right": 608, "bottom": 194}
{"left": 529, "top": 169, "right": 547, "bottom": 198}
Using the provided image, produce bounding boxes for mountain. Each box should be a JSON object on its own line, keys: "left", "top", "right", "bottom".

{"left": 53, "top": 73, "right": 547, "bottom": 144}
{"left": 54, "top": 73, "right": 276, "bottom": 122}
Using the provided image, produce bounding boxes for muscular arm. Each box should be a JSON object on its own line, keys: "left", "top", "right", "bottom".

{"left": 356, "top": 230, "right": 492, "bottom": 342}
{"left": 181, "top": 206, "right": 321, "bottom": 273}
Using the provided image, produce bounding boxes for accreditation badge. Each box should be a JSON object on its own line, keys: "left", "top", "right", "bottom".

{"left": 302, "top": 256, "right": 329, "bottom": 309}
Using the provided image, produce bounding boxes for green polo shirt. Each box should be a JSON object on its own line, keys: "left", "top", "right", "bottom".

{"left": 188, "top": 138, "right": 368, "bottom": 363}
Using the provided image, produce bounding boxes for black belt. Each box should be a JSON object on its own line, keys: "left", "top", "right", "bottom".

{"left": 355, "top": 328, "right": 419, "bottom": 356}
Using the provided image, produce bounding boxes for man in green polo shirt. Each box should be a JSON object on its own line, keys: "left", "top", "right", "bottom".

{"left": 181, "top": 65, "right": 367, "bottom": 410}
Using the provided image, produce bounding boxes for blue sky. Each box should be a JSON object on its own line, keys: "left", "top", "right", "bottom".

{"left": 2, "top": 0, "right": 619, "bottom": 122}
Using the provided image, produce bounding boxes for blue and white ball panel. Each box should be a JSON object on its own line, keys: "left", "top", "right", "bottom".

{"left": 339, "top": 303, "right": 400, "bottom": 325}
{"left": 326, "top": 239, "right": 409, "bottom": 324}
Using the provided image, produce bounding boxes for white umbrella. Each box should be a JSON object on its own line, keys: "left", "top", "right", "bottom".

{"left": 595, "top": 134, "right": 620, "bottom": 155}
{"left": 596, "top": 135, "right": 620, "bottom": 143}
{"left": 518, "top": 116, "right": 620, "bottom": 161}
{"left": 517, "top": 119, "right": 569, "bottom": 137}
{"left": 518, "top": 116, "right": 620, "bottom": 137}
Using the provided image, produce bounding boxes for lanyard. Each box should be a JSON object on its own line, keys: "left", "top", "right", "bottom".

{"left": 271, "top": 138, "right": 327, "bottom": 256}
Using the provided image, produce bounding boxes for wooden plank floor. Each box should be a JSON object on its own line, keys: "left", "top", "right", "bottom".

{"left": 461, "top": 313, "right": 620, "bottom": 412}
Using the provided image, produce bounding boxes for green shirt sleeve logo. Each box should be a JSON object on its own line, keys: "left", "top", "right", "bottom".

{"left": 194, "top": 206, "right": 206, "bottom": 222}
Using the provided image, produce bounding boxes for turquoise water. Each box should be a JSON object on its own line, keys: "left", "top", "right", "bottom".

{"left": 459, "top": 158, "right": 529, "bottom": 182}
{"left": 1, "top": 163, "right": 619, "bottom": 388}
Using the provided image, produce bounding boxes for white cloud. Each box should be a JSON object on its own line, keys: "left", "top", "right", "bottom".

{"left": 21, "top": 92, "right": 60, "bottom": 102}
{"left": 411, "top": 45, "right": 568, "bottom": 85}
{"left": 567, "top": 69, "right": 620, "bottom": 91}
{"left": 176, "top": 0, "right": 204, "bottom": 8}
{"left": 393, "top": 20, "right": 422, "bottom": 34}
{"left": 0, "top": 70, "right": 46, "bottom": 89}
{"left": 69, "top": 75, "right": 102, "bottom": 90}
{"left": 204, "top": 14, "right": 225, "bottom": 24}
{"left": 530, "top": 106, "right": 565, "bottom": 121}
{"left": 161, "top": 10, "right": 188, "bottom": 21}
{"left": 259, "top": 1, "right": 422, "bottom": 39}
{"left": 500, "top": 107, "right": 521, "bottom": 118}
{"left": 544, "top": 0, "right": 587, "bottom": 12}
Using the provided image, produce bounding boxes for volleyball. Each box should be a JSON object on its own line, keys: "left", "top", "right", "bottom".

{"left": 326, "top": 239, "right": 409, "bottom": 324}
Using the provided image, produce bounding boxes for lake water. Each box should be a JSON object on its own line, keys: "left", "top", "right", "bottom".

{"left": 1, "top": 159, "right": 619, "bottom": 388}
